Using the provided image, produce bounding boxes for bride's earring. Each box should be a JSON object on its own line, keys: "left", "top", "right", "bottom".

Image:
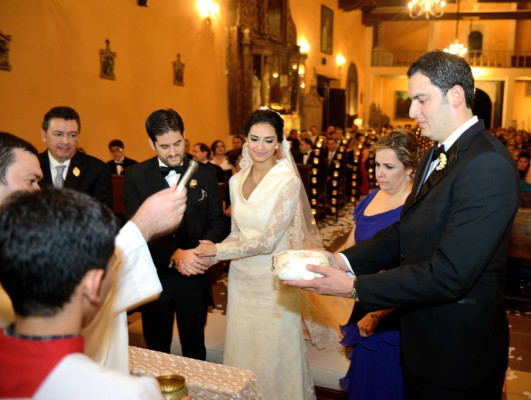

{"left": 406, "top": 175, "right": 411, "bottom": 182}
{"left": 275, "top": 145, "right": 279, "bottom": 149}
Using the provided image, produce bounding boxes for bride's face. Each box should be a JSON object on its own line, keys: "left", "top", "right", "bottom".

{"left": 247, "top": 123, "right": 278, "bottom": 164}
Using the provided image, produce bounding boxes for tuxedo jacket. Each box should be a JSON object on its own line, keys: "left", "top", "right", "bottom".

{"left": 293, "top": 150, "right": 314, "bottom": 165}
{"left": 343, "top": 120, "right": 519, "bottom": 388}
{"left": 123, "top": 157, "right": 227, "bottom": 301}
{"left": 39, "top": 151, "right": 113, "bottom": 208}
{"left": 106, "top": 157, "right": 138, "bottom": 175}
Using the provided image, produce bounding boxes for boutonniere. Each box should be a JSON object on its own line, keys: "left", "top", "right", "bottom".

{"left": 189, "top": 179, "right": 197, "bottom": 188}
{"left": 73, "top": 167, "right": 81, "bottom": 177}
{"left": 436, "top": 153, "right": 447, "bottom": 171}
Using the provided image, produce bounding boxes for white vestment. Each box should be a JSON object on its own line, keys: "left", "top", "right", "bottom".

{"left": 35, "top": 353, "right": 161, "bottom": 400}
{"left": 0, "top": 221, "right": 162, "bottom": 373}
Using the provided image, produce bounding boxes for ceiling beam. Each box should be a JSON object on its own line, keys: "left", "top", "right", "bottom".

{"left": 340, "top": 0, "right": 524, "bottom": 11}
{"left": 361, "top": 10, "right": 531, "bottom": 25}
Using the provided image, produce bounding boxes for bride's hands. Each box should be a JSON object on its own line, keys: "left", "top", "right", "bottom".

{"left": 194, "top": 240, "right": 218, "bottom": 257}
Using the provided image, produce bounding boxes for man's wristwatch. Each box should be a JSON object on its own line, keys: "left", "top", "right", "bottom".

{"left": 369, "top": 312, "right": 379, "bottom": 320}
{"left": 349, "top": 278, "right": 359, "bottom": 301}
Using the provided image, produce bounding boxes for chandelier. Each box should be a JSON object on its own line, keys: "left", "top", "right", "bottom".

{"left": 444, "top": 0, "right": 468, "bottom": 57}
{"left": 408, "top": 0, "right": 446, "bottom": 19}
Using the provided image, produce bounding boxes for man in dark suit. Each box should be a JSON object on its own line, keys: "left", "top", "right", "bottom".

{"left": 294, "top": 138, "right": 314, "bottom": 165}
{"left": 123, "top": 109, "right": 227, "bottom": 360}
{"left": 107, "top": 139, "right": 138, "bottom": 175}
{"left": 38, "top": 106, "right": 112, "bottom": 208}
{"left": 287, "top": 51, "right": 519, "bottom": 399}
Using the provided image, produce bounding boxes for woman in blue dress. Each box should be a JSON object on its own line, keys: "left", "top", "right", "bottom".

{"left": 340, "top": 130, "right": 420, "bottom": 400}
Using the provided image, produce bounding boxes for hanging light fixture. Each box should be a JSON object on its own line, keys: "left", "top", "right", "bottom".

{"left": 408, "top": 0, "right": 446, "bottom": 19}
{"left": 444, "top": 0, "right": 468, "bottom": 57}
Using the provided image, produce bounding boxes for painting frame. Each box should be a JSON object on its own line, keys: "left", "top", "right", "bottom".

{"left": 320, "top": 5, "right": 333, "bottom": 55}
{"left": 395, "top": 91, "right": 411, "bottom": 119}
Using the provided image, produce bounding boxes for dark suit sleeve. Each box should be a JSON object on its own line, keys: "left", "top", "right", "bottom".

{"left": 200, "top": 166, "right": 228, "bottom": 243}
{"left": 123, "top": 167, "right": 144, "bottom": 220}
{"left": 92, "top": 162, "right": 113, "bottom": 209}
{"left": 342, "top": 221, "right": 401, "bottom": 274}
{"left": 354, "top": 150, "right": 519, "bottom": 311}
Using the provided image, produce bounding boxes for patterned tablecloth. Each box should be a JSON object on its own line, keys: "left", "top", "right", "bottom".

{"left": 129, "top": 346, "right": 263, "bottom": 399}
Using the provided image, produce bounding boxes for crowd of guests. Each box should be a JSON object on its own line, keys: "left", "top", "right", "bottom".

{"left": 489, "top": 127, "right": 531, "bottom": 198}
{"left": 0, "top": 48, "right": 527, "bottom": 399}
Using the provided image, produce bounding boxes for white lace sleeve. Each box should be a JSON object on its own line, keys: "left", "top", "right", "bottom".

{"left": 215, "top": 176, "right": 300, "bottom": 260}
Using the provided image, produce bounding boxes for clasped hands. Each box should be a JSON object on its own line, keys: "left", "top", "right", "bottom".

{"left": 170, "top": 240, "right": 218, "bottom": 277}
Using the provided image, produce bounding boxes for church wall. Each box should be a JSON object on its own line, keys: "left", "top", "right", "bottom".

{"left": 290, "top": 0, "right": 368, "bottom": 129}
{"left": 0, "top": 0, "right": 229, "bottom": 162}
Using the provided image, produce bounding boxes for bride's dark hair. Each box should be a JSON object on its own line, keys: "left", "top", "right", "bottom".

{"left": 244, "top": 108, "right": 284, "bottom": 142}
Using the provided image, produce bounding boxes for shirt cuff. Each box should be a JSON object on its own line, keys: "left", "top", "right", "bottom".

{"left": 338, "top": 252, "right": 356, "bottom": 278}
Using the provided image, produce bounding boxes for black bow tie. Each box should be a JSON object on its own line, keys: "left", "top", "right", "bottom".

{"left": 160, "top": 165, "right": 185, "bottom": 177}
{"left": 431, "top": 145, "right": 446, "bottom": 161}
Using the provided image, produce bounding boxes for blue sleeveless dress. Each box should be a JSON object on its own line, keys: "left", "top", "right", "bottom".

{"left": 340, "top": 189, "right": 404, "bottom": 400}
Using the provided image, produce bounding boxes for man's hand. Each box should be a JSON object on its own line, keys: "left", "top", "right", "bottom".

{"left": 131, "top": 186, "right": 187, "bottom": 241}
{"left": 171, "top": 248, "right": 210, "bottom": 276}
{"left": 194, "top": 240, "right": 218, "bottom": 257}
{"left": 284, "top": 264, "right": 355, "bottom": 298}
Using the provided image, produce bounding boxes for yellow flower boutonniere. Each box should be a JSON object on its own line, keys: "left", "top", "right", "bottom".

{"left": 189, "top": 179, "right": 197, "bottom": 188}
{"left": 73, "top": 167, "right": 81, "bottom": 177}
{"left": 436, "top": 153, "right": 447, "bottom": 171}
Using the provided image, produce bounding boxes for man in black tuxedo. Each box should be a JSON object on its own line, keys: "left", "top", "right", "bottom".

{"left": 123, "top": 109, "right": 227, "bottom": 359}
{"left": 287, "top": 51, "right": 519, "bottom": 399}
{"left": 294, "top": 138, "right": 314, "bottom": 165}
{"left": 106, "top": 139, "right": 138, "bottom": 175}
{"left": 38, "top": 106, "right": 112, "bottom": 208}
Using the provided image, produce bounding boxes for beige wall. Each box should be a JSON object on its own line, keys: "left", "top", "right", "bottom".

{"left": 0, "top": 0, "right": 229, "bottom": 162}
{"left": 290, "top": 0, "right": 367, "bottom": 127}
{"left": 380, "top": 76, "right": 413, "bottom": 128}
{"left": 514, "top": 81, "right": 531, "bottom": 131}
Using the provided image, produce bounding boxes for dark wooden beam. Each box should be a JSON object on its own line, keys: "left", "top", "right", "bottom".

{"left": 361, "top": 10, "right": 531, "bottom": 25}
{"left": 340, "top": 0, "right": 525, "bottom": 11}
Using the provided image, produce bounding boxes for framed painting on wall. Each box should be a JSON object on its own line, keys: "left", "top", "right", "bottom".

{"left": 395, "top": 91, "right": 411, "bottom": 119}
{"left": 320, "top": 5, "right": 333, "bottom": 55}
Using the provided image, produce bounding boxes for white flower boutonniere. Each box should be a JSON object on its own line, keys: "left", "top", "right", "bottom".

{"left": 436, "top": 153, "right": 447, "bottom": 171}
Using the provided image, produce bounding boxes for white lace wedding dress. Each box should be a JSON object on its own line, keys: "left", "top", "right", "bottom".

{"left": 216, "top": 157, "right": 316, "bottom": 400}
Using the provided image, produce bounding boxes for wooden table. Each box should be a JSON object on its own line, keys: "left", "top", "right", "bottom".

{"left": 129, "top": 346, "right": 263, "bottom": 399}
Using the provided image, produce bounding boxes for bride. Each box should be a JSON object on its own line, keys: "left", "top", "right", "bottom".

{"left": 194, "top": 108, "right": 318, "bottom": 399}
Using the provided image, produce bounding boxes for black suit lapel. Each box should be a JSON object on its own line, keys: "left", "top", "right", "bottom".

{"left": 403, "top": 119, "right": 484, "bottom": 213}
{"left": 38, "top": 152, "right": 53, "bottom": 187}
{"left": 64, "top": 152, "right": 87, "bottom": 189}
{"left": 147, "top": 157, "right": 171, "bottom": 192}
{"left": 414, "top": 144, "right": 458, "bottom": 202}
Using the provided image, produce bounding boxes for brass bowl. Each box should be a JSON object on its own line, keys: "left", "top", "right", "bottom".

{"left": 156, "top": 374, "right": 188, "bottom": 400}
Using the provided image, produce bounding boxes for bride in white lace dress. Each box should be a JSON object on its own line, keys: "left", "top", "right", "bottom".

{"left": 195, "top": 108, "right": 316, "bottom": 399}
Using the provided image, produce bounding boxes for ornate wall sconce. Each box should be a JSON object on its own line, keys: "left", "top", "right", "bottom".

{"left": 298, "top": 39, "right": 310, "bottom": 55}
{"left": 197, "top": 0, "right": 219, "bottom": 25}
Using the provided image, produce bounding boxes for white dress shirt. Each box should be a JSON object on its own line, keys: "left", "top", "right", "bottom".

{"left": 158, "top": 158, "right": 182, "bottom": 187}
{"left": 48, "top": 151, "right": 71, "bottom": 181}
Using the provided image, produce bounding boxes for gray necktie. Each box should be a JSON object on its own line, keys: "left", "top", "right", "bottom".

{"left": 54, "top": 165, "right": 66, "bottom": 189}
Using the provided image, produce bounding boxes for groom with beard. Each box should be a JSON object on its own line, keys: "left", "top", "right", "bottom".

{"left": 123, "top": 109, "right": 227, "bottom": 359}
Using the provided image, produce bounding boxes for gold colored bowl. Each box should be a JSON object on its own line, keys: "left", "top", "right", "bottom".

{"left": 156, "top": 374, "right": 188, "bottom": 400}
